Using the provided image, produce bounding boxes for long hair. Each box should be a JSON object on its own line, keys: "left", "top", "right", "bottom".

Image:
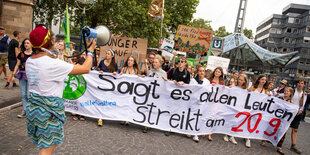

{"left": 226, "top": 77, "right": 236, "bottom": 86}
{"left": 254, "top": 74, "right": 268, "bottom": 89}
{"left": 122, "top": 55, "right": 140, "bottom": 74}
{"left": 209, "top": 67, "right": 224, "bottom": 85}
{"left": 107, "top": 50, "right": 117, "bottom": 73}
{"left": 237, "top": 74, "right": 248, "bottom": 89}
{"left": 20, "top": 38, "right": 30, "bottom": 52}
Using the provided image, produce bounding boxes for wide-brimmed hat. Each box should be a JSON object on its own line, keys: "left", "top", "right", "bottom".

{"left": 29, "top": 24, "right": 51, "bottom": 49}
{"left": 280, "top": 79, "right": 288, "bottom": 85}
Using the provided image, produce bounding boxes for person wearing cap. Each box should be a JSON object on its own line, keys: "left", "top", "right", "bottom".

{"left": 25, "top": 24, "right": 95, "bottom": 154}
{"left": 275, "top": 79, "right": 287, "bottom": 98}
{"left": 0, "top": 26, "right": 10, "bottom": 80}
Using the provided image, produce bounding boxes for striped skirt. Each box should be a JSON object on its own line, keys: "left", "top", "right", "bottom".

{"left": 26, "top": 93, "right": 66, "bottom": 149}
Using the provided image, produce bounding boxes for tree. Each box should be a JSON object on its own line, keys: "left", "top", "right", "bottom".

{"left": 214, "top": 26, "right": 232, "bottom": 37}
{"left": 189, "top": 18, "right": 212, "bottom": 30}
{"left": 33, "top": 0, "right": 199, "bottom": 48}
{"left": 243, "top": 27, "right": 253, "bottom": 39}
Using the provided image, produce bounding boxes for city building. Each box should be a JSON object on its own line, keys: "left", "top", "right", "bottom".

{"left": 255, "top": 3, "right": 310, "bottom": 79}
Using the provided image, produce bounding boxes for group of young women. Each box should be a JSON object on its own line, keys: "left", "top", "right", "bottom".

{"left": 20, "top": 25, "right": 305, "bottom": 155}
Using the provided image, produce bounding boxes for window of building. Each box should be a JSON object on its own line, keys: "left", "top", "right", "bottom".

{"left": 295, "top": 18, "right": 300, "bottom": 24}
{"left": 273, "top": 19, "right": 279, "bottom": 25}
{"left": 304, "top": 37, "right": 310, "bottom": 43}
{"left": 286, "top": 28, "right": 292, "bottom": 33}
{"left": 292, "top": 28, "right": 297, "bottom": 34}
{"left": 288, "top": 17, "right": 294, "bottom": 23}
{"left": 283, "top": 48, "right": 287, "bottom": 52}
{"left": 270, "top": 28, "right": 276, "bottom": 34}
{"left": 299, "top": 59, "right": 304, "bottom": 64}
{"left": 284, "top": 38, "right": 290, "bottom": 43}
{"left": 307, "top": 26, "right": 310, "bottom": 32}
{"left": 291, "top": 39, "right": 296, "bottom": 44}
{"left": 276, "top": 29, "right": 282, "bottom": 34}
{"left": 274, "top": 48, "right": 278, "bottom": 52}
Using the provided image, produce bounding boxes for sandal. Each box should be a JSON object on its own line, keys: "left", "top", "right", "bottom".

{"left": 260, "top": 140, "right": 266, "bottom": 147}
{"left": 276, "top": 147, "right": 285, "bottom": 155}
{"left": 208, "top": 135, "right": 213, "bottom": 141}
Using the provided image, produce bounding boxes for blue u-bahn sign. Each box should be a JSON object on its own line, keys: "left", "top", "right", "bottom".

{"left": 211, "top": 37, "right": 224, "bottom": 51}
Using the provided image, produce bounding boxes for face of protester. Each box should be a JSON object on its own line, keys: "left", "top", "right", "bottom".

{"left": 81, "top": 52, "right": 86, "bottom": 58}
{"left": 198, "top": 67, "right": 205, "bottom": 78}
{"left": 259, "top": 77, "right": 267, "bottom": 85}
{"left": 187, "top": 66, "right": 193, "bottom": 74}
{"left": 268, "top": 83, "right": 274, "bottom": 91}
{"left": 0, "top": 29, "right": 4, "bottom": 35}
{"left": 24, "top": 40, "right": 32, "bottom": 50}
{"left": 56, "top": 41, "right": 65, "bottom": 50}
{"left": 237, "top": 76, "right": 245, "bottom": 87}
{"left": 179, "top": 59, "right": 186, "bottom": 68}
{"left": 127, "top": 57, "right": 135, "bottom": 67}
{"left": 284, "top": 88, "right": 291, "bottom": 98}
{"left": 69, "top": 43, "right": 74, "bottom": 50}
{"left": 153, "top": 59, "right": 161, "bottom": 70}
{"left": 214, "top": 69, "right": 222, "bottom": 78}
{"left": 148, "top": 54, "right": 155, "bottom": 64}
{"left": 229, "top": 79, "right": 235, "bottom": 86}
{"left": 280, "top": 83, "right": 285, "bottom": 88}
{"left": 106, "top": 51, "right": 113, "bottom": 60}
{"left": 297, "top": 81, "right": 305, "bottom": 89}
{"left": 233, "top": 72, "right": 239, "bottom": 79}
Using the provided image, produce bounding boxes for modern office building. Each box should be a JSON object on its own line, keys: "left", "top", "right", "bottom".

{"left": 255, "top": 3, "right": 310, "bottom": 78}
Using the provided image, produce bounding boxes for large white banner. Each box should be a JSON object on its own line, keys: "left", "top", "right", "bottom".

{"left": 63, "top": 72, "right": 298, "bottom": 145}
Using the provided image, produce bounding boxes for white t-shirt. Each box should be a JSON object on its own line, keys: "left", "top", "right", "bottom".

{"left": 26, "top": 56, "right": 74, "bottom": 98}
{"left": 190, "top": 77, "right": 210, "bottom": 86}
{"left": 292, "top": 89, "right": 306, "bottom": 111}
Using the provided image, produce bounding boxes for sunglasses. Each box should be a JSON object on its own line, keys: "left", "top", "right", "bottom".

{"left": 178, "top": 60, "right": 185, "bottom": 63}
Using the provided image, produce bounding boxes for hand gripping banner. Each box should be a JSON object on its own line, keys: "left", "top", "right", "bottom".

{"left": 63, "top": 72, "right": 298, "bottom": 145}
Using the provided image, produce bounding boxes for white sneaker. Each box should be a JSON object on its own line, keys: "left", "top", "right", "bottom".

{"left": 17, "top": 110, "right": 26, "bottom": 118}
{"left": 229, "top": 136, "right": 237, "bottom": 144}
{"left": 193, "top": 135, "right": 199, "bottom": 142}
{"left": 223, "top": 135, "right": 229, "bottom": 142}
{"left": 245, "top": 139, "right": 251, "bottom": 148}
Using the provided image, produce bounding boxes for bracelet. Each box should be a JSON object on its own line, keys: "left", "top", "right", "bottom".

{"left": 12, "top": 74, "right": 15, "bottom": 77}
{"left": 87, "top": 52, "right": 93, "bottom": 58}
{"left": 87, "top": 50, "right": 93, "bottom": 54}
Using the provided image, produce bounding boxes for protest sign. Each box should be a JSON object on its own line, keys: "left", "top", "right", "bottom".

{"left": 206, "top": 56, "right": 230, "bottom": 74}
{"left": 175, "top": 25, "right": 213, "bottom": 55}
{"left": 63, "top": 72, "right": 298, "bottom": 145}
{"left": 160, "top": 38, "right": 175, "bottom": 60}
{"left": 99, "top": 36, "right": 147, "bottom": 70}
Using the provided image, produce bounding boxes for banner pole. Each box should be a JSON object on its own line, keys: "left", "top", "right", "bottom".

{"left": 160, "top": 0, "right": 165, "bottom": 41}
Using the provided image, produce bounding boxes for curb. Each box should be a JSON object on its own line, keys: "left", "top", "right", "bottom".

{"left": 0, "top": 102, "right": 22, "bottom": 113}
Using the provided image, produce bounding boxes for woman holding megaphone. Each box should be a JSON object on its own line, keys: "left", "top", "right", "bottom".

{"left": 26, "top": 24, "right": 95, "bottom": 155}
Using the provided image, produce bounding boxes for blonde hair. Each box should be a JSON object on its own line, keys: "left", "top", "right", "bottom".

{"left": 237, "top": 74, "right": 248, "bottom": 89}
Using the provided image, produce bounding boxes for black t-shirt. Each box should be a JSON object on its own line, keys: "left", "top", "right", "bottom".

{"left": 167, "top": 68, "right": 190, "bottom": 84}
{"left": 17, "top": 51, "right": 33, "bottom": 71}
{"left": 8, "top": 39, "right": 19, "bottom": 60}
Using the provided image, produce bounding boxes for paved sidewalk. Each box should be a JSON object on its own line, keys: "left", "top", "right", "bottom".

{"left": 0, "top": 66, "right": 21, "bottom": 109}
{"left": 1, "top": 106, "right": 310, "bottom": 155}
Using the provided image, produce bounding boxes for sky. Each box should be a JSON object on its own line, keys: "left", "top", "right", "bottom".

{"left": 194, "top": 0, "right": 310, "bottom": 35}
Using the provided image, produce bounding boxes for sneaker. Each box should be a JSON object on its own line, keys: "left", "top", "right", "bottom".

{"left": 73, "top": 115, "right": 79, "bottom": 120}
{"left": 98, "top": 119, "right": 103, "bottom": 126}
{"left": 17, "top": 110, "right": 26, "bottom": 118}
{"left": 290, "top": 145, "right": 302, "bottom": 154}
{"left": 79, "top": 116, "right": 85, "bottom": 121}
{"left": 193, "top": 135, "right": 200, "bottom": 143}
{"left": 4, "top": 82, "right": 9, "bottom": 88}
{"left": 223, "top": 135, "right": 229, "bottom": 142}
{"left": 229, "top": 136, "right": 237, "bottom": 145}
{"left": 12, "top": 83, "right": 17, "bottom": 87}
{"left": 164, "top": 131, "right": 170, "bottom": 136}
{"left": 142, "top": 127, "right": 148, "bottom": 133}
{"left": 245, "top": 139, "right": 251, "bottom": 148}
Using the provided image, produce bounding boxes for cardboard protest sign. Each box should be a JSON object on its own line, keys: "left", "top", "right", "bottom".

{"left": 99, "top": 36, "right": 147, "bottom": 70}
{"left": 206, "top": 56, "right": 230, "bottom": 74}
{"left": 175, "top": 25, "right": 213, "bottom": 56}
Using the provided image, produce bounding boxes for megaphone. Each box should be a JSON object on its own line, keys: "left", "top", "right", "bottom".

{"left": 82, "top": 25, "right": 111, "bottom": 46}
